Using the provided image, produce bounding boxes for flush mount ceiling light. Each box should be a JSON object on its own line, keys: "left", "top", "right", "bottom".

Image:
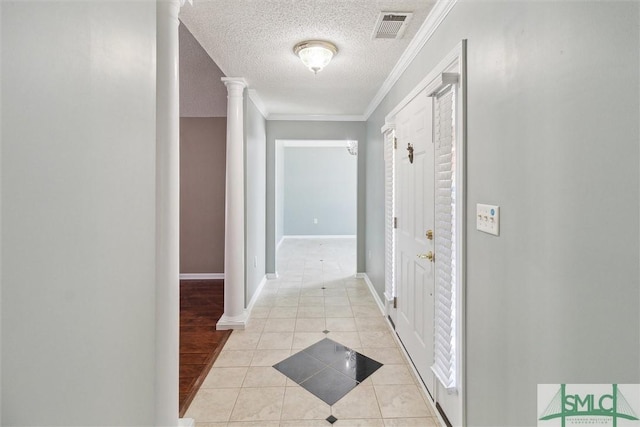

{"left": 293, "top": 40, "right": 338, "bottom": 74}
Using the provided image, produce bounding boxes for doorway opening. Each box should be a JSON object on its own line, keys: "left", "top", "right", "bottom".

{"left": 275, "top": 140, "right": 358, "bottom": 276}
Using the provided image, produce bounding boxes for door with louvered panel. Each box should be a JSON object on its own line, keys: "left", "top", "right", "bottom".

{"left": 432, "top": 80, "right": 462, "bottom": 427}
{"left": 394, "top": 89, "right": 436, "bottom": 397}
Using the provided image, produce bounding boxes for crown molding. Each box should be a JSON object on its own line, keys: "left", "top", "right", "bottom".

{"left": 384, "top": 41, "right": 463, "bottom": 125}
{"left": 217, "top": 0, "right": 455, "bottom": 123}
{"left": 247, "top": 89, "right": 268, "bottom": 119}
{"left": 363, "top": 0, "right": 458, "bottom": 120}
{"left": 267, "top": 114, "right": 366, "bottom": 122}
{"left": 280, "top": 140, "right": 356, "bottom": 148}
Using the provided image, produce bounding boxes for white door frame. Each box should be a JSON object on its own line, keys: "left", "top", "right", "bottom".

{"left": 382, "top": 40, "right": 467, "bottom": 426}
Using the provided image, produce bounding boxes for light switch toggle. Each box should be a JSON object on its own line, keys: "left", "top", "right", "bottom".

{"left": 476, "top": 204, "right": 500, "bottom": 236}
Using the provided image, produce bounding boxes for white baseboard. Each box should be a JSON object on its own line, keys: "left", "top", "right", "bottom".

{"left": 178, "top": 418, "right": 195, "bottom": 427}
{"left": 247, "top": 275, "right": 268, "bottom": 313}
{"left": 357, "top": 272, "right": 442, "bottom": 424}
{"left": 383, "top": 291, "right": 396, "bottom": 326}
{"left": 283, "top": 235, "right": 357, "bottom": 239}
{"left": 216, "top": 275, "right": 268, "bottom": 330}
{"left": 266, "top": 273, "right": 279, "bottom": 279}
{"left": 356, "top": 273, "right": 385, "bottom": 316}
{"left": 180, "top": 273, "right": 224, "bottom": 280}
{"left": 383, "top": 291, "right": 394, "bottom": 303}
{"left": 277, "top": 236, "right": 285, "bottom": 251}
{"left": 387, "top": 318, "right": 445, "bottom": 427}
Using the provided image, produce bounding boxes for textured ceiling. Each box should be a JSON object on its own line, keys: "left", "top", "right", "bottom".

{"left": 179, "top": 23, "right": 227, "bottom": 117}
{"left": 179, "top": 0, "right": 436, "bottom": 117}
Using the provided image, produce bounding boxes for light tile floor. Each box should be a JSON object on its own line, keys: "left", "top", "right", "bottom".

{"left": 185, "top": 237, "right": 440, "bottom": 427}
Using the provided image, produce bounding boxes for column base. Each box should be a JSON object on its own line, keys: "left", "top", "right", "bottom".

{"left": 216, "top": 311, "right": 249, "bottom": 330}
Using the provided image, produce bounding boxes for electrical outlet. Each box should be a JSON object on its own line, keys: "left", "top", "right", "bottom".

{"left": 477, "top": 204, "right": 500, "bottom": 236}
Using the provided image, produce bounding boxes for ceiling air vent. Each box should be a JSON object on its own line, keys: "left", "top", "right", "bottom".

{"left": 372, "top": 12, "right": 413, "bottom": 40}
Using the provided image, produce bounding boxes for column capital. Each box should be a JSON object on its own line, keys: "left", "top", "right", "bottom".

{"left": 158, "top": 0, "right": 181, "bottom": 25}
{"left": 222, "top": 77, "right": 248, "bottom": 91}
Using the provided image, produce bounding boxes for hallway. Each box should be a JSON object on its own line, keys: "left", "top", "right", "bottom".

{"left": 184, "top": 238, "right": 439, "bottom": 426}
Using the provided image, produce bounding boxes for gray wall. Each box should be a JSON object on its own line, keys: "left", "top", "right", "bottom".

{"left": 2, "top": 1, "right": 158, "bottom": 424}
{"left": 180, "top": 117, "right": 227, "bottom": 274}
{"left": 365, "top": 1, "right": 640, "bottom": 424}
{"left": 284, "top": 147, "right": 357, "bottom": 236}
{"left": 266, "top": 121, "right": 367, "bottom": 274}
{"left": 1, "top": 2, "right": 3, "bottom": 421}
{"left": 245, "top": 97, "right": 267, "bottom": 304}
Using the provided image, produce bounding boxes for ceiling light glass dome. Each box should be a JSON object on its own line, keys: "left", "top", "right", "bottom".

{"left": 293, "top": 40, "right": 338, "bottom": 74}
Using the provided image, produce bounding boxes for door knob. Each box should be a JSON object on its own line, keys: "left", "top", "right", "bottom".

{"left": 417, "top": 251, "right": 434, "bottom": 262}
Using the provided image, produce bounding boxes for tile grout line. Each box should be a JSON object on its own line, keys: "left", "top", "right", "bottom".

{"left": 204, "top": 239, "right": 397, "bottom": 424}
{"left": 225, "top": 381, "right": 243, "bottom": 424}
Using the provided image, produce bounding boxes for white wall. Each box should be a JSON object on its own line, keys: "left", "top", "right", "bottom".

{"left": 245, "top": 97, "right": 267, "bottom": 304}
{"left": 365, "top": 1, "right": 639, "bottom": 424}
{"left": 2, "top": 1, "right": 158, "bottom": 424}
{"left": 276, "top": 141, "right": 285, "bottom": 249}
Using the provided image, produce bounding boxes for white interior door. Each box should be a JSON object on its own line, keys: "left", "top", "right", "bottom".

{"left": 394, "top": 90, "right": 435, "bottom": 396}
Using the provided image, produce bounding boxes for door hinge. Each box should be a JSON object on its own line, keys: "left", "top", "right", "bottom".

{"left": 393, "top": 217, "right": 397, "bottom": 229}
{"left": 393, "top": 137, "right": 397, "bottom": 149}
{"left": 393, "top": 297, "right": 397, "bottom": 308}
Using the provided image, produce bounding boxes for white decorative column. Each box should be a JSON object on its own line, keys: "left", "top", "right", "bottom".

{"left": 156, "top": 0, "right": 181, "bottom": 425}
{"left": 217, "top": 77, "right": 248, "bottom": 330}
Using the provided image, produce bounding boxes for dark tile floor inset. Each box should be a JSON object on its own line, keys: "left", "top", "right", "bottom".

{"left": 272, "top": 351, "right": 326, "bottom": 383}
{"left": 300, "top": 366, "right": 357, "bottom": 405}
{"left": 304, "top": 338, "right": 351, "bottom": 364}
{"left": 273, "top": 338, "right": 383, "bottom": 405}
{"left": 329, "top": 351, "right": 383, "bottom": 381}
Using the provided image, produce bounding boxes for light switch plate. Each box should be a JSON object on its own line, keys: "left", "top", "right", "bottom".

{"left": 477, "top": 204, "right": 500, "bottom": 236}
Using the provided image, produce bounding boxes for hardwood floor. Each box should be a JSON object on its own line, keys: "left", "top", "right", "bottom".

{"left": 179, "top": 279, "right": 231, "bottom": 417}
